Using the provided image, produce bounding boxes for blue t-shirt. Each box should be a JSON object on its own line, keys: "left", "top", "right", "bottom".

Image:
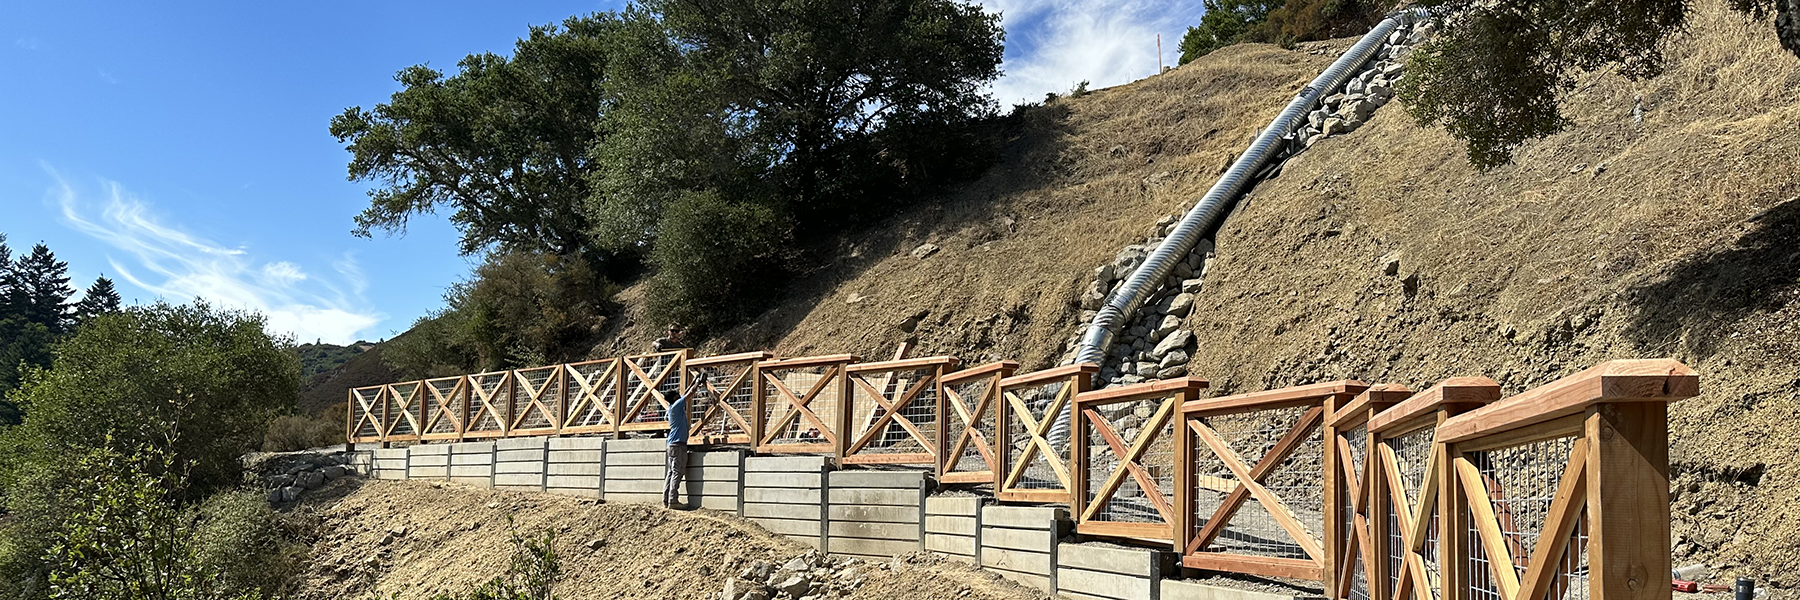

{"left": 667, "top": 392, "right": 690, "bottom": 445}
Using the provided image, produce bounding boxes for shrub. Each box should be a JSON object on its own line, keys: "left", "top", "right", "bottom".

{"left": 192, "top": 490, "right": 305, "bottom": 597}
{"left": 643, "top": 191, "right": 792, "bottom": 333}
{"left": 262, "top": 413, "right": 344, "bottom": 452}
{"left": 430, "top": 519, "right": 561, "bottom": 600}
{"left": 384, "top": 251, "right": 611, "bottom": 376}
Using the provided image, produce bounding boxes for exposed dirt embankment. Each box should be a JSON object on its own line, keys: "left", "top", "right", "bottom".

{"left": 292, "top": 480, "right": 1039, "bottom": 600}
{"left": 584, "top": 0, "right": 1800, "bottom": 584}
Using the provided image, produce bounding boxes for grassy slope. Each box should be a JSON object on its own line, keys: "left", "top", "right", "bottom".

{"left": 588, "top": 2, "right": 1800, "bottom": 582}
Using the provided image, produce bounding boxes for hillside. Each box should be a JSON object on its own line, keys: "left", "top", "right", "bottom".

{"left": 577, "top": 1, "right": 1800, "bottom": 584}
{"left": 292, "top": 480, "right": 1040, "bottom": 600}
{"left": 297, "top": 344, "right": 401, "bottom": 415}
{"left": 294, "top": 341, "right": 374, "bottom": 380}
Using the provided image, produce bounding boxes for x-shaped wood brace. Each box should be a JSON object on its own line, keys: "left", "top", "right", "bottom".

{"left": 509, "top": 370, "right": 561, "bottom": 429}
{"left": 1335, "top": 432, "right": 1379, "bottom": 599}
{"left": 847, "top": 372, "right": 935, "bottom": 455}
{"left": 760, "top": 367, "right": 841, "bottom": 445}
{"left": 1187, "top": 409, "right": 1326, "bottom": 562}
{"left": 692, "top": 364, "right": 755, "bottom": 438}
{"left": 564, "top": 362, "right": 618, "bottom": 425}
{"left": 383, "top": 382, "right": 422, "bottom": 436}
{"left": 942, "top": 381, "right": 998, "bottom": 473}
{"left": 1185, "top": 406, "right": 1324, "bottom": 557}
{"left": 1002, "top": 385, "right": 1074, "bottom": 491}
{"left": 1080, "top": 401, "right": 1176, "bottom": 524}
{"left": 623, "top": 357, "right": 679, "bottom": 422}
{"left": 351, "top": 388, "right": 382, "bottom": 437}
{"left": 1452, "top": 438, "right": 1589, "bottom": 600}
{"left": 1380, "top": 434, "right": 1441, "bottom": 600}
{"left": 422, "top": 379, "right": 466, "bottom": 434}
{"left": 469, "top": 374, "right": 510, "bottom": 433}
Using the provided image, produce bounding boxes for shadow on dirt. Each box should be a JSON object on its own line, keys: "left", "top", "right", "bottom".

{"left": 1624, "top": 197, "right": 1800, "bottom": 360}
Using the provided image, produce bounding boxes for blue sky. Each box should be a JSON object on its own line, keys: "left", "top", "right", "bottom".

{"left": 0, "top": 1, "right": 1202, "bottom": 345}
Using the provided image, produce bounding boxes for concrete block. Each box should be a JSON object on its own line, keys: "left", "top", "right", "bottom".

{"left": 451, "top": 442, "right": 495, "bottom": 454}
{"left": 826, "top": 488, "right": 922, "bottom": 507}
{"left": 604, "top": 479, "right": 663, "bottom": 493}
{"left": 451, "top": 453, "right": 494, "bottom": 466}
{"left": 606, "top": 438, "right": 666, "bottom": 452}
{"left": 604, "top": 452, "right": 665, "bottom": 466}
{"left": 496, "top": 438, "right": 547, "bottom": 451}
{"left": 926, "top": 515, "right": 976, "bottom": 536}
{"left": 408, "top": 466, "right": 447, "bottom": 478}
{"left": 495, "top": 462, "right": 544, "bottom": 475}
{"left": 925, "top": 533, "right": 975, "bottom": 556}
{"left": 980, "top": 547, "right": 1051, "bottom": 574}
{"left": 1056, "top": 567, "right": 1151, "bottom": 600}
{"left": 741, "top": 503, "right": 822, "bottom": 520}
{"left": 749, "top": 518, "right": 823, "bottom": 538}
{"left": 547, "top": 462, "right": 602, "bottom": 476}
{"left": 746, "top": 472, "right": 821, "bottom": 489}
{"left": 495, "top": 449, "right": 546, "bottom": 462}
{"left": 547, "top": 450, "right": 603, "bottom": 463}
{"left": 744, "top": 456, "right": 829, "bottom": 472}
{"left": 981, "top": 505, "right": 1066, "bottom": 529}
{"left": 494, "top": 473, "right": 541, "bottom": 486}
{"left": 828, "top": 504, "right": 920, "bottom": 524}
{"left": 827, "top": 520, "right": 920, "bottom": 540}
{"left": 408, "top": 454, "right": 449, "bottom": 467}
{"left": 1059, "top": 543, "right": 1157, "bottom": 577}
{"left": 925, "top": 496, "right": 981, "bottom": 516}
{"left": 829, "top": 470, "right": 925, "bottom": 489}
{"left": 548, "top": 437, "right": 605, "bottom": 450}
{"left": 1160, "top": 579, "right": 1302, "bottom": 600}
{"left": 981, "top": 527, "right": 1054, "bottom": 552}
{"left": 691, "top": 451, "right": 743, "bottom": 466}
{"left": 744, "top": 488, "right": 820, "bottom": 504}
{"left": 409, "top": 444, "right": 450, "bottom": 454}
{"left": 827, "top": 537, "right": 919, "bottom": 559}
{"left": 544, "top": 475, "right": 599, "bottom": 489}
{"left": 605, "top": 466, "right": 663, "bottom": 481}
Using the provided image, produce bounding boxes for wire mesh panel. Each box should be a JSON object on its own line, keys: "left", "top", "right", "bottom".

{"left": 619, "top": 350, "right": 688, "bottom": 432}
{"left": 421, "top": 376, "right": 467, "bottom": 440}
{"left": 562, "top": 359, "right": 619, "bottom": 435}
{"left": 844, "top": 358, "right": 956, "bottom": 466}
{"left": 383, "top": 381, "right": 423, "bottom": 440}
{"left": 348, "top": 385, "right": 385, "bottom": 443}
{"left": 509, "top": 365, "right": 562, "bottom": 434}
{"left": 686, "top": 352, "right": 770, "bottom": 445}
{"left": 756, "top": 355, "right": 856, "bottom": 456}
{"left": 1190, "top": 405, "right": 1325, "bottom": 561}
{"left": 465, "top": 371, "right": 511, "bottom": 438}
{"left": 1073, "top": 380, "right": 1201, "bottom": 542}
{"left": 938, "top": 361, "right": 1015, "bottom": 484}
{"left": 995, "top": 364, "right": 1095, "bottom": 504}
{"left": 1382, "top": 425, "right": 1441, "bottom": 600}
{"left": 1458, "top": 434, "right": 1588, "bottom": 600}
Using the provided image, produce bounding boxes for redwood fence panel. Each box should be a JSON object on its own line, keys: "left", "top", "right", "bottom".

{"left": 938, "top": 361, "right": 1018, "bottom": 485}
{"left": 687, "top": 352, "right": 774, "bottom": 445}
{"left": 754, "top": 355, "right": 859, "bottom": 458}
{"left": 994, "top": 363, "right": 1096, "bottom": 504}
{"left": 617, "top": 349, "right": 690, "bottom": 434}
{"left": 842, "top": 356, "right": 960, "bottom": 467}
{"left": 1072, "top": 377, "right": 1208, "bottom": 543}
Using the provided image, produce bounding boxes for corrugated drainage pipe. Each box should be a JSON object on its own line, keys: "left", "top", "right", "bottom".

{"left": 1049, "top": 8, "right": 1430, "bottom": 446}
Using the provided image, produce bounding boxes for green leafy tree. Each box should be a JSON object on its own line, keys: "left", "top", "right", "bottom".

{"left": 330, "top": 14, "right": 620, "bottom": 259}
{"left": 642, "top": 191, "right": 792, "bottom": 331}
{"left": 1402, "top": 0, "right": 1800, "bottom": 169}
{"left": 1180, "top": 0, "right": 1287, "bottom": 63}
{"left": 72, "top": 276, "right": 123, "bottom": 325}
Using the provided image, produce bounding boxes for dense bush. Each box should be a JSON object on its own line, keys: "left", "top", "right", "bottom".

{"left": 262, "top": 410, "right": 345, "bottom": 452}
{"left": 1179, "top": 0, "right": 1385, "bottom": 63}
{"left": 386, "top": 250, "right": 611, "bottom": 376}
{"left": 644, "top": 192, "right": 792, "bottom": 333}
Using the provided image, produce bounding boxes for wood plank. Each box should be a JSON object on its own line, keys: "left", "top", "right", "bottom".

{"left": 757, "top": 354, "right": 859, "bottom": 369}
{"left": 1074, "top": 520, "right": 1171, "bottom": 541}
{"left": 1516, "top": 439, "right": 1589, "bottom": 600}
{"left": 685, "top": 351, "right": 775, "bottom": 367}
{"left": 940, "top": 360, "right": 1018, "bottom": 385}
{"left": 1179, "top": 552, "right": 1322, "bottom": 580}
{"left": 1367, "top": 377, "right": 1500, "bottom": 434}
{"left": 1180, "top": 380, "right": 1366, "bottom": 417}
{"left": 1587, "top": 403, "right": 1670, "bottom": 600}
{"left": 997, "top": 363, "right": 1098, "bottom": 388}
{"left": 1437, "top": 360, "right": 1696, "bottom": 444}
{"left": 845, "top": 355, "right": 958, "bottom": 372}
{"left": 1075, "top": 377, "right": 1208, "bottom": 404}
{"left": 1454, "top": 456, "right": 1521, "bottom": 599}
{"left": 1455, "top": 413, "right": 1584, "bottom": 453}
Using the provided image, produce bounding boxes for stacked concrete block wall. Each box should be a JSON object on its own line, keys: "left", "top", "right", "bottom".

{"left": 450, "top": 442, "right": 495, "bottom": 486}
{"left": 923, "top": 496, "right": 981, "bottom": 561}
{"left": 372, "top": 448, "right": 407, "bottom": 480}
{"left": 602, "top": 438, "right": 668, "bottom": 503}
{"left": 1159, "top": 580, "right": 1301, "bottom": 600}
{"left": 1056, "top": 544, "right": 1174, "bottom": 600}
{"left": 494, "top": 438, "right": 547, "bottom": 491}
{"left": 825, "top": 471, "right": 927, "bottom": 560}
{"left": 347, "top": 451, "right": 373, "bottom": 476}
{"left": 742, "top": 456, "right": 829, "bottom": 549}
{"left": 683, "top": 450, "right": 744, "bottom": 512}
{"left": 546, "top": 437, "right": 605, "bottom": 498}
{"left": 407, "top": 444, "right": 450, "bottom": 480}
{"left": 978, "top": 505, "right": 1064, "bottom": 593}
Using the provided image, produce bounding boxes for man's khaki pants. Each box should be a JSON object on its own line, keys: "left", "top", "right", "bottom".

{"left": 664, "top": 442, "right": 688, "bottom": 507}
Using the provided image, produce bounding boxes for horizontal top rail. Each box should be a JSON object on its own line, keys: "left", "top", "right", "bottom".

{"left": 941, "top": 360, "right": 1019, "bottom": 384}
{"left": 688, "top": 351, "right": 776, "bottom": 367}
{"left": 1366, "top": 376, "right": 1499, "bottom": 434}
{"left": 1436, "top": 358, "right": 1697, "bottom": 444}
{"left": 757, "top": 354, "right": 861, "bottom": 369}
{"left": 1326, "top": 383, "right": 1412, "bottom": 428}
{"left": 998, "top": 362, "right": 1098, "bottom": 388}
{"left": 1075, "top": 376, "right": 1209, "bottom": 403}
{"left": 845, "top": 355, "right": 960, "bottom": 373}
{"left": 1180, "top": 379, "right": 1367, "bottom": 417}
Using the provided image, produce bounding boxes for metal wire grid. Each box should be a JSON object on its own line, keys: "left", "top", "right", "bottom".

{"left": 626, "top": 354, "right": 680, "bottom": 424}
{"left": 1086, "top": 397, "right": 1176, "bottom": 523}
{"left": 564, "top": 362, "right": 617, "bottom": 428}
{"left": 762, "top": 366, "right": 838, "bottom": 446}
{"left": 1350, "top": 553, "right": 1370, "bottom": 600}
{"left": 351, "top": 387, "right": 383, "bottom": 439}
{"left": 468, "top": 373, "right": 507, "bottom": 433}
{"left": 426, "top": 378, "right": 464, "bottom": 434}
{"left": 944, "top": 378, "right": 995, "bottom": 473}
{"left": 1192, "top": 406, "right": 1324, "bottom": 559}
{"left": 850, "top": 367, "right": 939, "bottom": 455}
{"left": 691, "top": 362, "right": 753, "bottom": 439}
{"left": 1006, "top": 380, "right": 1070, "bottom": 490}
{"left": 1383, "top": 426, "right": 1439, "bottom": 598}
{"left": 387, "top": 383, "right": 421, "bottom": 436}
{"left": 511, "top": 367, "right": 560, "bottom": 429}
{"left": 1466, "top": 505, "right": 1504, "bottom": 600}
{"left": 1540, "top": 512, "right": 1590, "bottom": 600}
{"left": 1472, "top": 436, "right": 1576, "bottom": 578}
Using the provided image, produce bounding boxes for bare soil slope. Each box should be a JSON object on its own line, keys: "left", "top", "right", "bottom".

{"left": 294, "top": 480, "right": 1040, "bottom": 600}
{"left": 586, "top": 1, "right": 1800, "bottom": 585}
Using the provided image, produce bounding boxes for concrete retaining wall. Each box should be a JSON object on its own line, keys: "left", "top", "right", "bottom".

{"left": 602, "top": 438, "right": 666, "bottom": 504}
{"left": 1056, "top": 544, "right": 1175, "bottom": 600}
{"left": 979, "top": 505, "right": 1064, "bottom": 593}
{"left": 494, "top": 437, "right": 547, "bottom": 492}
{"left": 825, "top": 470, "right": 927, "bottom": 560}
{"left": 450, "top": 441, "right": 495, "bottom": 486}
{"left": 407, "top": 444, "right": 449, "bottom": 480}
{"left": 924, "top": 496, "right": 981, "bottom": 561}
{"left": 684, "top": 450, "right": 744, "bottom": 512}
{"left": 546, "top": 437, "right": 605, "bottom": 498}
{"left": 372, "top": 448, "right": 407, "bottom": 480}
{"left": 347, "top": 450, "right": 373, "bottom": 476}
{"left": 743, "top": 456, "right": 828, "bottom": 549}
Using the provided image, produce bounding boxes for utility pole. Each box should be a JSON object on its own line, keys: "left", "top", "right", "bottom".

{"left": 1157, "top": 34, "right": 1165, "bottom": 72}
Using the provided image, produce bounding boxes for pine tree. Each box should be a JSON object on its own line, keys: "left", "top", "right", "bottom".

{"left": 4, "top": 243, "right": 75, "bottom": 335}
{"left": 0, "top": 233, "right": 13, "bottom": 322}
{"left": 74, "top": 276, "right": 124, "bottom": 324}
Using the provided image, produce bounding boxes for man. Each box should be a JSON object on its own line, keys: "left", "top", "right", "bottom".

{"left": 653, "top": 324, "right": 686, "bottom": 352}
{"left": 664, "top": 379, "right": 700, "bottom": 509}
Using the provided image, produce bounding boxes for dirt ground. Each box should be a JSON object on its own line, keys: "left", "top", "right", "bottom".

{"left": 581, "top": 0, "right": 1800, "bottom": 587}
{"left": 290, "top": 479, "right": 1043, "bottom": 600}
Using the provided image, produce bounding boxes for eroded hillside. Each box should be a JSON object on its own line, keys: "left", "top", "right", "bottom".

{"left": 587, "top": 1, "right": 1800, "bottom": 583}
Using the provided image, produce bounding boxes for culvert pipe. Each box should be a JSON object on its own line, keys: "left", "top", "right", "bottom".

{"left": 1050, "top": 8, "right": 1430, "bottom": 445}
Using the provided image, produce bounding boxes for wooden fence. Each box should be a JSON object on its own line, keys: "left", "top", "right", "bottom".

{"left": 348, "top": 354, "right": 1695, "bottom": 600}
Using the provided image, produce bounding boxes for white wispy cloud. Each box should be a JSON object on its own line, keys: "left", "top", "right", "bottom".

{"left": 97, "top": 69, "right": 118, "bottom": 84}
{"left": 978, "top": 0, "right": 1203, "bottom": 106}
{"left": 50, "top": 173, "right": 383, "bottom": 345}
{"left": 14, "top": 37, "right": 40, "bottom": 51}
